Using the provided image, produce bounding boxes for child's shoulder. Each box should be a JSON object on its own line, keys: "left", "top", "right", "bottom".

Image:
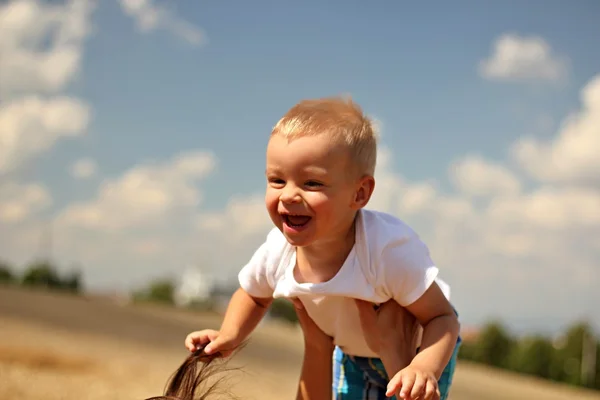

{"left": 359, "top": 209, "right": 420, "bottom": 242}
{"left": 358, "top": 208, "right": 432, "bottom": 266}
{"left": 359, "top": 209, "right": 445, "bottom": 298}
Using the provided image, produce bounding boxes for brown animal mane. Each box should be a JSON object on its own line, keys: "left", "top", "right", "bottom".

{"left": 146, "top": 344, "right": 243, "bottom": 400}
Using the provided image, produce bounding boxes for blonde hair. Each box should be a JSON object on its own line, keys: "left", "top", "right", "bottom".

{"left": 271, "top": 96, "right": 378, "bottom": 176}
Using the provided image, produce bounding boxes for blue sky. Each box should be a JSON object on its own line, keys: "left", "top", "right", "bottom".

{"left": 1, "top": 0, "right": 599, "bottom": 334}
{"left": 41, "top": 0, "right": 600, "bottom": 209}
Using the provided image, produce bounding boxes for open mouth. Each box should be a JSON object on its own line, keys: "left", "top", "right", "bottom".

{"left": 282, "top": 214, "right": 312, "bottom": 228}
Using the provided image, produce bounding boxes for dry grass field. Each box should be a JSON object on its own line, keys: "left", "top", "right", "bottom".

{"left": 1, "top": 286, "right": 599, "bottom": 400}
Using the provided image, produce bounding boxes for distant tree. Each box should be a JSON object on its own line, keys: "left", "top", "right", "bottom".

{"left": 21, "top": 261, "right": 62, "bottom": 288}
{"left": 509, "top": 335, "right": 555, "bottom": 378}
{"left": 474, "top": 321, "right": 515, "bottom": 369}
{"left": 594, "top": 343, "right": 600, "bottom": 390}
{"left": 457, "top": 341, "right": 479, "bottom": 361}
{"left": 62, "top": 268, "right": 83, "bottom": 293}
{"left": 134, "top": 278, "right": 176, "bottom": 305}
{"left": 457, "top": 320, "right": 600, "bottom": 392}
{"left": 0, "top": 261, "right": 15, "bottom": 284}
{"left": 557, "top": 322, "right": 593, "bottom": 386}
{"left": 20, "top": 261, "right": 84, "bottom": 294}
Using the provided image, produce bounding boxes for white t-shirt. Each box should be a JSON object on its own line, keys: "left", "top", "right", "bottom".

{"left": 238, "top": 208, "right": 451, "bottom": 358}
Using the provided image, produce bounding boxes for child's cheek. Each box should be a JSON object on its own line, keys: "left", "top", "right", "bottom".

{"left": 305, "top": 192, "right": 331, "bottom": 213}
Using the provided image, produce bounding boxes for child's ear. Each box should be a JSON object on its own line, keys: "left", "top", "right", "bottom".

{"left": 352, "top": 175, "right": 375, "bottom": 209}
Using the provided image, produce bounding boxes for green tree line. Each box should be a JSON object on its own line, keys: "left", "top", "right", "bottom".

{"left": 458, "top": 321, "right": 599, "bottom": 391}
{"left": 0, "top": 259, "right": 81, "bottom": 293}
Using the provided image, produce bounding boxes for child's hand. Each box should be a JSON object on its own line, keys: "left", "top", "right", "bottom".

{"left": 386, "top": 365, "right": 440, "bottom": 400}
{"left": 184, "top": 329, "right": 238, "bottom": 357}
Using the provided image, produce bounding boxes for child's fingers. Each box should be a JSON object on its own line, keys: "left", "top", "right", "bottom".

{"left": 399, "top": 372, "right": 415, "bottom": 399}
{"left": 184, "top": 333, "right": 202, "bottom": 352}
{"left": 424, "top": 380, "right": 439, "bottom": 400}
{"left": 184, "top": 337, "right": 196, "bottom": 352}
{"left": 203, "top": 330, "right": 230, "bottom": 354}
{"left": 386, "top": 370, "right": 402, "bottom": 397}
{"left": 203, "top": 338, "right": 221, "bottom": 354}
{"left": 206, "top": 330, "right": 220, "bottom": 342}
{"left": 410, "top": 376, "right": 426, "bottom": 399}
{"left": 184, "top": 330, "right": 220, "bottom": 352}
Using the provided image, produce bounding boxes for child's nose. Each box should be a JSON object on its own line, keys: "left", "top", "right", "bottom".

{"left": 280, "top": 186, "right": 302, "bottom": 203}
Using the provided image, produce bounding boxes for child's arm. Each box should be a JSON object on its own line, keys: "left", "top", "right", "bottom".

{"left": 387, "top": 282, "right": 459, "bottom": 399}
{"left": 187, "top": 229, "right": 284, "bottom": 355}
{"left": 187, "top": 288, "right": 272, "bottom": 356}
{"left": 208, "top": 287, "right": 272, "bottom": 354}
{"left": 213, "top": 287, "right": 272, "bottom": 348}
{"left": 404, "top": 282, "right": 459, "bottom": 378}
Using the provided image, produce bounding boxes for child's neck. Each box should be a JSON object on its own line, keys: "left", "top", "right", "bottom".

{"left": 294, "top": 217, "right": 357, "bottom": 284}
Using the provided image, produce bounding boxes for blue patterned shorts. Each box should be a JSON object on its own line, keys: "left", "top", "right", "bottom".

{"left": 333, "top": 320, "right": 461, "bottom": 400}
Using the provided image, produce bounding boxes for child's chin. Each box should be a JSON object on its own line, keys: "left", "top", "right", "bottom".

{"left": 283, "top": 232, "right": 313, "bottom": 247}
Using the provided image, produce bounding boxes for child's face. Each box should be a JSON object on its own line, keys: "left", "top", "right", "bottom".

{"left": 265, "top": 133, "right": 368, "bottom": 247}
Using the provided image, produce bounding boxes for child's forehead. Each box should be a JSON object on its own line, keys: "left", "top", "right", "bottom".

{"left": 267, "top": 134, "right": 352, "bottom": 164}
{"left": 269, "top": 132, "right": 349, "bottom": 153}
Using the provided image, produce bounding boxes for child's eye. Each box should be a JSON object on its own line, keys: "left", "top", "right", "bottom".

{"left": 268, "top": 178, "right": 285, "bottom": 186}
{"left": 305, "top": 181, "right": 323, "bottom": 188}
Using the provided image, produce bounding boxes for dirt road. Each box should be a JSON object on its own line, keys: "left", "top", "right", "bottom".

{"left": 1, "top": 286, "right": 599, "bottom": 400}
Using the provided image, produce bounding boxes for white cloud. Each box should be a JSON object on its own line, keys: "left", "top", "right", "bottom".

{"left": 0, "top": 0, "right": 212, "bottom": 291}
{"left": 487, "top": 186, "right": 600, "bottom": 229}
{"left": 450, "top": 155, "right": 521, "bottom": 197}
{"left": 69, "top": 158, "right": 97, "bottom": 180}
{"left": 399, "top": 182, "right": 438, "bottom": 215}
{"left": 24, "top": 150, "right": 220, "bottom": 290}
{"left": 198, "top": 194, "right": 272, "bottom": 241}
{"left": 0, "top": 96, "right": 91, "bottom": 174}
{"left": 367, "top": 147, "right": 404, "bottom": 212}
{"left": 479, "top": 33, "right": 568, "bottom": 83}
{"left": 118, "top": 0, "right": 205, "bottom": 45}
{"left": 0, "top": 181, "right": 52, "bottom": 223}
{"left": 0, "top": 0, "right": 96, "bottom": 97}
{"left": 513, "top": 74, "right": 600, "bottom": 186}
{"left": 0, "top": 0, "right": 96, "bottom": 276}
{"left": 58, "top": 151, "right": 216, "bottom": 231}
{"left": 0, "top": 0, "right": 95, "bottom": 175}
